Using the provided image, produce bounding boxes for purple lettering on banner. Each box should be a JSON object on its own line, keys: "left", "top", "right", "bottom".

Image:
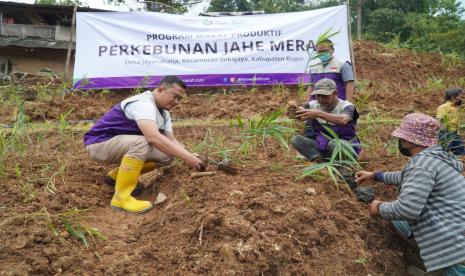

{"left": 73, "top": 73, "right": 310, "bottom": 90}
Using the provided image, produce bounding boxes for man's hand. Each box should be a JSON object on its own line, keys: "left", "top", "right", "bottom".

{"left": 369, "top": 200, "right": 383, "bottom": 216}
{"left": 295, "top": 109, "right": 321, "bottom": 121}
{"left": 355, "top": 171, "right": 374, "bottom": 184}
{"left": 185, "top": 154, "right": 205, "bottom": 171}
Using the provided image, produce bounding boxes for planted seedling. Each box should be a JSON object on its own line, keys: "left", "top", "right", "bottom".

{"left": 237, "top": 110, "right": 296, "bottom": 151}
{"left": 1, "top": 208, "right": 106, "bottom": 248}
{"left": 58, "top": 108, "right": 74, "bottom": 135}
{"left": 299, "top": 126, "right": 362, "bottom": 188}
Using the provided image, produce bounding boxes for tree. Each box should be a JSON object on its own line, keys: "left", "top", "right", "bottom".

{"left": 207, "top": 0, "right": 324, "bottom": 13}
{"left": 366, "top": 8, "right": 407, "bottom": 42}
{"left": 35, "top": 0, "right": 87, "bottom": 6}
{"left": 105, "top": 0, "right": 202, "bottom": 13}
{"left": 207, "top": 0, "right": 252, "bottom": 12}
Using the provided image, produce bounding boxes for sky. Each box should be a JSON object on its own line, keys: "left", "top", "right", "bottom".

{"left": 2, "top": 0, "right": 211, "bottom": 13}
{"left": 3, "top": 0, "right": 465, "bottom": 15}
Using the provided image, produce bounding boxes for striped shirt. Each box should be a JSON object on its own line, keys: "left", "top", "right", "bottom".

{"left": 378, "top": 145, "right": 465, "bottom": 272}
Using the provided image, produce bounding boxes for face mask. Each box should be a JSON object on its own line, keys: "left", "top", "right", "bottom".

{"left": 398, "top": 139, "right": 412, "bottom": 157}
{"left": 319, "top": 52, "right": 332, "bottom": 63}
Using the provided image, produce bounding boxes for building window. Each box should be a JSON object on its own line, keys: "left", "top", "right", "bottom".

{"left": 0, "top": 58, "right": 13, "bottom": 75}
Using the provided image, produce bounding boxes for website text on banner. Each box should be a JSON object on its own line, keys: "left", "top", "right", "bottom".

{"left": 73, "top": 5, "right": 350, "bottom": 89}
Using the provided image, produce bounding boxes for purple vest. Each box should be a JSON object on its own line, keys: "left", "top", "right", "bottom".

{"left": 312, "top": 120, "right": 361, "bottom": 155}
{"left": 310, "top": 58, "right": 347, "bottom": 100}
{"left": 83, "top": 104, "right": 143, "bottom": 146}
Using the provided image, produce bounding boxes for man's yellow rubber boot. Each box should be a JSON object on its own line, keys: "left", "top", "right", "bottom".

{"left": 110, "top": 156, "right": 153, "bottom": 214}
{"left": 105, "top": 161, "right": 157, "bottom": 196}
{"left": 107, "top": 161, "right": 157, "bottom": 179}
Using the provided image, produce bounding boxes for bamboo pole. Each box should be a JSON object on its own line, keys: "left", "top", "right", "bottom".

{"left": 190, "top": 171, "right": 217, "bottom": 178}
{"left": 346, "top": 0, "right": 357, "bottom": 80}
{"left": 357, "top": 0, "right": 362, "bottom": 40}
{"left": 64, "top": 5, "right": 77, "bottom": 83}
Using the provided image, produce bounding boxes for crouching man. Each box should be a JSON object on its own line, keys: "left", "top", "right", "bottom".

{"left": 356, "top": 113, "right": 465, "bottom": 275}
{"left": 291, "top": 78, "right": 361, "bottom": 184}
{"left": 84, "top": 76, "right": 204, "bottom": 214}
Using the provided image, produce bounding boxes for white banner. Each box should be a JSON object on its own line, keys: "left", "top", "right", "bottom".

{"left": 73, "top": 6, "right": 350, "bottom": 89}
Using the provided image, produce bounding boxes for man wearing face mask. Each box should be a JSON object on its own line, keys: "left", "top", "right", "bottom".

{"left": 307, "top": 39, "right": 355, "bottom": 102}
{"left": 356, "top": 113, "right": 465, "bottom": 275}
{"left": 437, "top": 88, "right": 465, "bottom": 155}
{"left": 84, "top": 76, "right": 205, "bottom": 214}
{"left": 292, "top": 78, "right": 361, "bottom": 177}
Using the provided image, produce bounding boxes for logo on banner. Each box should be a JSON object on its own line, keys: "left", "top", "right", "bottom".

{"left": 231, "top": 19, "right": 245, "bottom": 25}
{"left": 223, "top": 77, "right": 237, "bottom": 83}
{"left": 202, "top": 19, "right": 212, "bottom": 25}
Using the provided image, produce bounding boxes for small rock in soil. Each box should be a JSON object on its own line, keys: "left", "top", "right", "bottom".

{"left": 154, "top": 193, "right": 167, "bottom": 205}
{"left": 305, "top": 187, "right": 316, "bottom": 196}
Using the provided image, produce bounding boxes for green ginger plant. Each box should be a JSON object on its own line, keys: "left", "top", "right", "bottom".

{"left": 299, "top": 126, "right": 361, "bottom": 188}
{"left": 236, "top": 110, "right": 296, "bottom": 150}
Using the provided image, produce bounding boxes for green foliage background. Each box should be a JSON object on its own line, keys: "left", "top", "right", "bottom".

{"left": 206, "top": 0, "right": 465, "bottom": 57}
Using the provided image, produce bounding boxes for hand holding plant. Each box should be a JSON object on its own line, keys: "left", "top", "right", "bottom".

{"left": 295, "top": 109, "right": 320, "bottom": 121}
{"left": 355, "top": 171, "right": 374, "bottom": 184}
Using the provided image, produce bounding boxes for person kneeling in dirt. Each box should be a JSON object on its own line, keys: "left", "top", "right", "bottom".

{"left": 84, "top": 76, "right": 205, "bottom": 214}
{"left": 356, "top": 113, "right": 465, "bottom": 275}
{"left": 291, "top": 78, "right": 361, "bottom": 187}
{"left": 437, "top": 87, "right": 465, "bottom": 155}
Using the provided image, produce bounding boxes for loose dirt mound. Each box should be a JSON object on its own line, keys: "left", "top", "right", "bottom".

{"left": 354, "top": 41, "right": 465, "bottom": 117}
{"left": 1, "top": 125, "right": 408, "bottom": 275}
{"left": 355, "top": 41, "right": 463, "bottom": 90}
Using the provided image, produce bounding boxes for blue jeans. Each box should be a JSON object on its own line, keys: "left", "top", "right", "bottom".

{"left": 439, "top": 130, "right": 465, "bottom": 155}
{"left": 392, "top": 221, "right": 465, "bottom": 276}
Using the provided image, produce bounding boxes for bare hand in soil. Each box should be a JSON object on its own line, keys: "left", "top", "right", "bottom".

{"left": 355, "top": 171, "right": 375, "bottom": 184}
{"left": 185, "top": 154, "right": 204, "bottom": 171}
{"left": 369, "top": 200, "right": 383, "bottom": 216}
{"left": 197, "top": 155, "right": 209, "bottom": 172}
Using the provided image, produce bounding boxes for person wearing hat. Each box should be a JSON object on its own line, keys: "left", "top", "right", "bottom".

{"left": 84, "top": 76, "right": 205, "bottom": 214}
{"left": 307, "top": 39, "right": 355, "bottom": 102}
{"left": 291, "top": 78, "right": 361, "bottom": 167}
{"left": 356, "top": 113, "right": 465, "bottom": 275}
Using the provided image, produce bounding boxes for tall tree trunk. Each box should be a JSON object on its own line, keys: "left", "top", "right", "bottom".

{"left": 357, "top": 0, "right": 362, "bottom": 40}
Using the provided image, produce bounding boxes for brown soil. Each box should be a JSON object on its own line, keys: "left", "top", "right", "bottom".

{"left": 0, "top": 41, "right": 464, "bottom": 275}
{"left": 1, "top": 125, "right": 407, "bottom": 275}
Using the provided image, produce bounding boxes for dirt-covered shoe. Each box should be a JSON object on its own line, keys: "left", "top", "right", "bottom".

{"left": 338, "top": 167, "right": 358, "bottom": 190}
{"left": 354, "top": 186, "right": 375, "bottom": 203}
{"left": 104, "top": 175, "right": 145, "bottom": 196}
{"left": 343, "top": 174, "right": 358, "bottom": 190}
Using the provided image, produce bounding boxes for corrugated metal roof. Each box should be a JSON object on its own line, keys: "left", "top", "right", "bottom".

{"left": 0, "top": 1, "right": 107, "bottom": 12}
{"left": 0, "top": 36, "right": 73, "bottom": 49}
